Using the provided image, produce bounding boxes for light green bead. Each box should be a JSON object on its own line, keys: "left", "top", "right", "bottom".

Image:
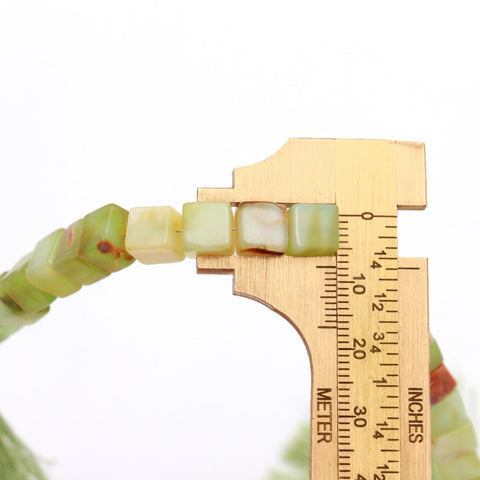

{"left": 235, "top": 202, "right": 288, "bottom": 255}
{"left": 0, "top": 257, "right": 56, "bottom": 314}
{"left": 430, "top": 338, "right": 443, "bottom": 372}
{"left": 78, "top": 204, "right": 135, "bottom": 273}
{"left": 0, "top": 294, "right": 21, "bottom": 327}
{"left": 0, "top": 304, "right": 48, "bottom": 328}
{"left": 182, "top": 202, "right": 234, "bottom": 257}
{"left": 0, "top": 283, "right": 50, "bottom": 327}
{"left": 125, "top": 206, "right": 185, "bottom": 264}
{"left": 431, "top": 388, "right": 468, "bottom": 439}
{"left": 0, "top": 323, "right": 23, "bottom": 342}
{"left": 432, "top": 458, "right": 440, "bottom": 480}
{"left": 26, "top": 229, "right": 82, "bottom": 297}
{"left": 432, "top": 420, "right": 478, "bottom": 464}
{"left": 53, "top": 220, "right": 111, "bottom": 285}
{"left": 286, "top": 204, "right": 339, "bottom": 256}
{"left": 436, "top": 451, "right": 480, "bottom": 480}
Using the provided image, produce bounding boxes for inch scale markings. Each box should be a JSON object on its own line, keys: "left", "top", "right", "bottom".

{"left": 196, "top": 138, "right": 430, "bottom": 480}
{"left": 335, "top": 140, "right": 400, "bottom": 480}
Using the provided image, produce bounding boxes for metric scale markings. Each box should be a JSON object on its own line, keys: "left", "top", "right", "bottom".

{"left": 318, "top": 264, "right": 339, "bottom": 328}
{"left": 196, "top": 138, "right": 429, "bottom": 480}
{"left": 335, "top": 213, "right": 401, "bottom": 480}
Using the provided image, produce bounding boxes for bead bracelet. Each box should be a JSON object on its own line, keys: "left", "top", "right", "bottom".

{"left": 0, "top": 201, "right": 479, "bottom": 479}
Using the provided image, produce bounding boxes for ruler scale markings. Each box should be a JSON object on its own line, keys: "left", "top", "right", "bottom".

{"left": 196, "top": 138, "right": 429, "bottom": 480}
{"left": 335, "top": 140, "right": 400, "bottom": 480}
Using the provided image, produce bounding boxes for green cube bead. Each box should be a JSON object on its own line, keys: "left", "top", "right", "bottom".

{"left": 430, "top": 337, "right": 444, "bottom": 372}
{"left": 432, "top": 420, "right": 478, "bottom": 464}
{"left": 78, "top": 204, "right": 135, "bottom": 272}
{"left": 53, "top": 220, "right": 111, "bottom": 285}
{"left": 0, "top": 283, "right": 50, "bottom": 327}
{"left": 0, "top": 285, "right": 19, "bottom": 326}
{"left": 0, "top": 323, "right": 23, "bottom": 342}
{"left": 182, "top": 202, "right": 234, "bottom": 257}
{"left": 286, "top": 203, "right": 339, "bottom": 256}
{"left": 431, "top": 388, "right": 468, "bottom": 439}
{"left": 436, "top": 451, "right": 480, "bottom": 479}
{"left": 0, "top": 257, "right": 56, "bottom": 314}
{"left": 26, "top": 229, "right": 82, "bottom": 297}
{"left": 431, "top": 458, "right": 440, "bottom": 480}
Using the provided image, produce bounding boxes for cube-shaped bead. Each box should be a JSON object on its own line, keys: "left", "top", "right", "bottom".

{"left": 436, "top": 451, "right": 480, "bottom": 479}
{"left": 431, "top": 459, "right": 440, "bottom": 480}
{"left": 235, "top": 202, "right": 288, "bottom": 255}
{"left": 432, "top": 420, "right": 478, "bottom": 464}
{"left": 78, "top": 204, "right": 135, "bottom": 272}
{"left": 53, "top": 220, "right": 111, "bottom": 285}
{"left": 286, "top": 204, "right": 339, "bottom": 256}
{"left": 430, "top": 364, "right": 456, "bottom": 405}
{"left": 26, "top": 229, "right": 82, "bottom": 297}
{"left": 431, "top": 388, "right": 468, "bottom": 439}
{"left": 0, "top": 257, "right": 56, "bottom": 314}
{"left": 430, "top": 337, "right": 443, "bottom": 372}
{"left": 0, "top": 283, "right": 50, "bottom": 327}
{"left": 125, "top": 206, "right": 185, "bottom": 264}
{"left": 0, "top": 285, "right": 20, "bottom": 326}
{"left": 0, "top": 324, "right": 23, "bottom": 342}
{"left": 182, "top": 202, "right": 234, "bottom": 257}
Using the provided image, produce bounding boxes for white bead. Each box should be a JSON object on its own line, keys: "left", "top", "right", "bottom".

{"left": 236, "top": 202, "right": 288, "bottom": 255}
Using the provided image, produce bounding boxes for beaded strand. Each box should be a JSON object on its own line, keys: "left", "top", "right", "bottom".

{"left": 0, "top": 201, "right": 339, "bottom": 339}
{"left": 429, "top": 337, "right": 480, "bottom": 478}
{"left": 0, "top": 202, "right": 479, "bottom": 479}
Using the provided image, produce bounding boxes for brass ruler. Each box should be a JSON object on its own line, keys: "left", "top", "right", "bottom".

{"left": 197, "top": 139, "right": 430, "bottom": 480}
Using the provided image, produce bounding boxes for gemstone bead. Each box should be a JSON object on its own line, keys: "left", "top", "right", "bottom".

{"left": 0, "top": 323, "right": 23, "bottom": 342}
{"left": 430, "top": 364, "right": 457, "bottom": 405}
{"left": 235, "top": 202, "right": 288, "bottom": 255}
{"left": 286, "top": 204, "right": 339, "bottom": 256}
{"left": 430, "top": 337, "right": 443, "bottom": 372}
{"left": 0, "top": 284, "right": 50, "bottom": 327}
{"left": 432, "top": 420, "right": 478, "bottom": 464}
{"left": 431, "top": 459, "right": 440, "bottom": 480}
{"left": 431, "top": 388, "right": 468, "bottom": 439}
{"left": 78, "top": 204, "right": 135, "bottom": 272}
{"left": 182, "top": 202, "right": 234, "bottom": 257}
{"left": 26, "top": 229, "right": 82, "bottom": 297}
{"left": 125, "top": 206, "right": 185, "bottom": 264}
{"left": 436, "top": 451, "right": 480, "bottom": 479}
{"left": 53, "top": 220, "right": 111, "bottom": 285}
{"left": 0, "top": 257, "right": 56, "bottom": 314}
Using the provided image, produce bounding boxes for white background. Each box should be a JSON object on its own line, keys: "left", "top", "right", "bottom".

{"left": 0, "top": 1, "right": 479, "bottom": 479}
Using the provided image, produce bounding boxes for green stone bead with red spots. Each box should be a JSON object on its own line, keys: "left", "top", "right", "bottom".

{"left": 0, "top": 257, "right": 56, "bottom": 314}
{"left": 53, "top": 219, "right": 111, "bottom": 286}
{"left": 430, "top": 364, "right": 457, "bottom": 405}
{"left": 78, "top": 204, "right": 135, "bottom": 273}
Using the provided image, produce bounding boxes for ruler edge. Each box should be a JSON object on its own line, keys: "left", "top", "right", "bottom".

{"left": 194, "top": 139, "right": 429, "bottom": 479}
{"left": 398, "top": 257, "right": 431, "bottom": 480}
